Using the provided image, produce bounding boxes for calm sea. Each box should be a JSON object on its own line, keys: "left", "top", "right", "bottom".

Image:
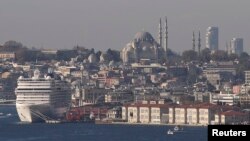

{"left": 0, "top": 105, "right": 207, "bottom": 141}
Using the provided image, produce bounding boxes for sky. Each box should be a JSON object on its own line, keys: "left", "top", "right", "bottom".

{"left": 0, "top": 0, "right": 250, "bottom": 53}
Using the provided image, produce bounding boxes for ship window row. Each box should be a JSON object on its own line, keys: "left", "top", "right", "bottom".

{"left": 17, "top": 99, "right": 49, "bottom": 101}
{"left": 17, "top": 93, "right": 50, "bottom": 95}
{"left": 17, "top": 95, "right": 49, "bottom": 97}
{"left": 17, "top": 100, "right": 49, "bottom": 102}
{"left": 17, "top": 88, "right": 52, "bottom": 90}
{"left": 18, "top": 79, "right": 53, "bottom": 81}
{"left": 18, "top": 82, "right": 53, "bottom": 84}
{"left": 17, "top": 97, "right": 49, "bottom": 100}
{"left": 16, "top": 92, "right": 52, "bottom": 94}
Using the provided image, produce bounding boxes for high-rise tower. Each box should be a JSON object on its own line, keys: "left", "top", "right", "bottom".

{"left": 231, "top": 38, "right": 243, "bottom": 56}
{"left": 205, "top": 26, "right": 219, "bottom": 51}
{"left": 158, "top": 18, "right": 162, "bottom": 47}
{"left": 226, "top": 41, "right": 229, "bottom": 54}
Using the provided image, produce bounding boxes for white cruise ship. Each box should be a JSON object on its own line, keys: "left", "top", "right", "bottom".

{"left": 15, "top": 69, "right": 71, "bottom": 123}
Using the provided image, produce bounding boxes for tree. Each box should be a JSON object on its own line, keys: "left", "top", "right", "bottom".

{"left": 200, "top": 48, "right": 211, "bottom": 62}
{"left": 95, "top": 51, "right": 102, "bottom": 62}
{"left": 165, "top": 49, "right": 181, "bottom": 65}
{"left": 210, "top": 50, "right": 228, "bottom": 61}
{"left": 90, "top": 48, "right": 95, "bottom": 54}
{"left": 106, "top": 48, "right": 121, "bottom": 62}
{"left": 228, "top": 53, "right": 238, "bottom": 61}
{"left": 239, "top": 52, "right": 249, "bottom": 62}
{"left": 182, "top": 50, "right": 197, "bottom": 62}
{"left": 3, "top": 40, "right": 23, "bottom": 49}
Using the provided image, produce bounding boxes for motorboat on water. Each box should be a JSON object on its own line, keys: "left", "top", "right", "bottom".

{"left": 174, "top": 125, "right": 183, "bottom": 131}
{"left": 167, "top": 129, "right": 174, "bottom": 135}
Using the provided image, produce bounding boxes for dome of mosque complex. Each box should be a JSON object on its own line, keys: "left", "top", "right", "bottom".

{"left": 121, "top": 31, "right": 165, "bottom": 64}
{"left": 121, "top": 18, "right": 168, "bottom": 64}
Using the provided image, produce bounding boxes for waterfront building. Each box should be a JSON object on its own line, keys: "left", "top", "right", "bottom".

{"left": 122, "top": 100, "right": 169, "bottom": 124}
{"left": 122, "top": 102, "right": 246, "bottom": 125}
{"left": 168, "top": 103, "right": 218, "bottom": 125}
{"left": 106, "top": 107, "right": 122, "bottom": 119}
{"left": 150, "top": 101, "right": 169, "bottom": 124}
{"left": 168, "top": 107, "right": 175, "bottom": 124}
{"left": 174, "top": 106, "right": 187, "bottom": 124}
{"left": 187, "top": 107, "right": 199, "bottom": 124}
{"left": 122, "top": 106, "right": 128, "bottom": 121}
{"left": 215, "top": 110, "right": 248, "bottom": 124}
{"left": 139, "top": 106, "right": 150, "bottom": 123}
{"left": 127, "top": 106, "right": 139, "bottom": 123}
{"left": 206, "top": 27, "right": 219, "bottom": 51}
{"left": 198, "top": 105, "right": 217, "bottom": 125}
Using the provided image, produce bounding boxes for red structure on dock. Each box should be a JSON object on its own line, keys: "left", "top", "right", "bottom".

{"left": 66, "top": 105, "right": 109, "bottom": 122}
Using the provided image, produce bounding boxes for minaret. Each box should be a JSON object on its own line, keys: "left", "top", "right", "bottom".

{"left": 164, "top": 17, "right": 168, "bottom": 58}
{"left": 198, "top": 31, "right": 201, "bottom": 56}
{"left": 192, "top": 31, "right": 195, "bottom": 51}
{"left": 229, "top": 41, "right": 232, "bottom": 54}
{"left": 158, "top": 18, "right": 162, "bottom": 47}
{"left": 226, "top": 41, "right": 229, "bottom": 54}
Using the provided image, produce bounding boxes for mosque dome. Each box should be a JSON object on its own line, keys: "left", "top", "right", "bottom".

{"left": 88, "top": 54, "right": 97, "bottom": 63}
{"left": 134, "top": 31, "right": 154, "bottom": 42}
{"left": 126, "top": 45, "right": 134, "bottom": 52}
{"left": 109, "top": 60, "right": 115, "bottom": 67}
{"left": 100, "top": 53, "right": 107, "bottom": 63}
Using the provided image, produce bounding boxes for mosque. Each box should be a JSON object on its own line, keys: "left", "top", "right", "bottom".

{"left": 121, "top": 17, "right": 168, "bottom": 64}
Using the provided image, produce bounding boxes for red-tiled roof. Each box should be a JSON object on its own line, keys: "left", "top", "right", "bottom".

{"left": 220, "top": 110, "right": 247, "bottom": 116}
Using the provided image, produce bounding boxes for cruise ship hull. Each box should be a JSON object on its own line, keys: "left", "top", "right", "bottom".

{"left": 15, "top": 70, "right": 71, "bottom": 123}
{"left": 16, "top": 103, "right": 68, "bottom": 123}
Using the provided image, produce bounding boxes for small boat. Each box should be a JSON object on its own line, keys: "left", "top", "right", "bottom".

{"left": 174, "top": 125, "right": 183, "bottom": 131}
{"left": 167, "top": 129, "right": 174, "bottom": 135}
{"left": 45, "top": 120, "right": 61, "bottom": 124}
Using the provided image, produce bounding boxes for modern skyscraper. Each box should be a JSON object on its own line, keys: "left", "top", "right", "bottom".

{"left": 205, "top": 27, "right": 219, "bottom": 51}
{"left": 231, "top": 38, "right": 243, "bottom": 56}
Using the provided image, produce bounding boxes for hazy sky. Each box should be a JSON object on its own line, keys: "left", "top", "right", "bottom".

{"left": 0, "top": 0, "right": 250, "bottom": 53}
